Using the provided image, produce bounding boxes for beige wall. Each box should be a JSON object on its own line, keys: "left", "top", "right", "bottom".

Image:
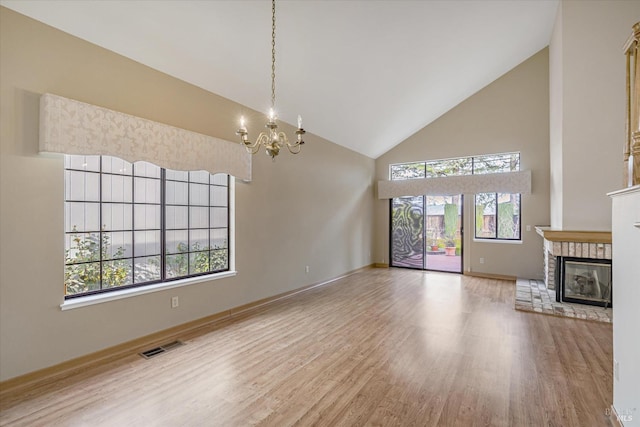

{"left": 549, "top": 0, "right": 640, "bottom": 231}
{"left": 0, "top": 8, "right": 374, "bottom": 381}
{"left": 374, "top": 49, "right": 550, "bottom": 279}
{"left": 549, "top": 3, "right": 564, "bottom": 229}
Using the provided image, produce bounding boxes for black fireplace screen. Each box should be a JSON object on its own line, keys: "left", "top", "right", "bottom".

{"left": 561, "top": 257, "right": 612, "bottom": 307}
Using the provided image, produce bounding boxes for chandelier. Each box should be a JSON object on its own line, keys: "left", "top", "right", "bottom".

{"left": 236, "top": 0, "right": 305, "bottom": 160}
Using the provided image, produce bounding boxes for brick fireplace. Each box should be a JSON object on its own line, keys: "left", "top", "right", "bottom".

{"left": 535, "top": 228, "right": 612, "bottom": 306}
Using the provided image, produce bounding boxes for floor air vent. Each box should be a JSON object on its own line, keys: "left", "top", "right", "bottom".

{"left": 139, "top": 340, "right": 184, "bottom": 359}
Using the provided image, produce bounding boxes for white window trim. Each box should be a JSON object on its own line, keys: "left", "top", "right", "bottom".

{"left": 473, "top": 238, "right": 523, "bottom": 244}
{"left": 60, "top": 270, "right": 237, "bottom": 311}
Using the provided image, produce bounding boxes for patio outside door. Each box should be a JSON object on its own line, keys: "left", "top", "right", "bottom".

{"left": 390, "top": 195, "right": 462, "bottom": 273}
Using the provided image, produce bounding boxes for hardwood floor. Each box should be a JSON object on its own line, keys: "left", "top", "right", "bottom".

{"left": 0, "top": 268, "right": 613, "bottom": 426}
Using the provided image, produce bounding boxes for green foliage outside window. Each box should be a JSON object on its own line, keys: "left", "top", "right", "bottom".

{"left": 475, "top": 204, "right": 484, "bottom": 237}
{"left": 391, "top": 153, "right": 519, "bottom": 182}
{"left": 444, "top": 203, "right": 458, "bottom": 246}
{"left": 64, "top": 230, "right": 130, "bottom": 295}
{"left": 66, "top": 229, "right": 228, "bottom": 296}
{"left": 497, "top": 201, "right": 516, "bottom": 239}
{"left": 166, "top": 242, "right": 228, "bottom": 277}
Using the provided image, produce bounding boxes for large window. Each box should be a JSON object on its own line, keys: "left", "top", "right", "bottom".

{"left": 64, "top": 155, "right": 229, "bottom": 298}
{"left": 390, "top": 152, "right": 521, "bottom": 241}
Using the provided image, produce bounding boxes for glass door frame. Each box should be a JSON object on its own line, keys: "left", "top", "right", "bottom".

{"left": 389, "top": 195, "right": 464, "bottom": 273}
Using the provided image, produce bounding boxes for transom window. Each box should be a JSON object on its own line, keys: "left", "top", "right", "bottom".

{"left": 390, "top": 152, "right": 521, "bottom": 241}
{"left": 390, "top": 152, "right": 520, "bottom": 180}
{"left": 64, "top": 155, "right": 229, "bottom": 298}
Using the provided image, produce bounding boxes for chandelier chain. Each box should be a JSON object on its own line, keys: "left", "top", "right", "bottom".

{"left": 271, "top": 0, "right": 276, "bottom": 110}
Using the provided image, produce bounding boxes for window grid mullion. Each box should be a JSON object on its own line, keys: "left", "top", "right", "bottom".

{"left": 226, "top": 175, "right": 230, "bottom": 270}
{"left": 208, "top": 175, "right": 212, "bottom": 272}
{"left": 161, "top": 168, "right": 167, "bottom": 282}
{"left": 131, "top": 162, "right": 136, "bottom": 283}
{"left": 494, "top": 192, "right": 498, "bottom": 239}
{"left": 99, "top": 157, "right": 104, "bottom": 291}
{"left": 187, "top": 174, "right": 191, "bottom": 275}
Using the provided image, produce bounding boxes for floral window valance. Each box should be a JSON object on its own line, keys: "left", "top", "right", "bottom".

{"left": 39, "top": 93, "right": 251, "bottom": 181}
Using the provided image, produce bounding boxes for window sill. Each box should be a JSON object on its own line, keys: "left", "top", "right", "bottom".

{"left": 60, "top": 271, "right": 237, "bottom": 311}
{"left": 473, "top": 238, "right": 522, "bottom": 244}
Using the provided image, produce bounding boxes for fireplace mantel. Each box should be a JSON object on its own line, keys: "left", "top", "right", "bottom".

{"left": 535, "top": 227, "right": 612, "bottom": 243}
{"left": 535, "top": 227, "right": 613, "bottom": 291}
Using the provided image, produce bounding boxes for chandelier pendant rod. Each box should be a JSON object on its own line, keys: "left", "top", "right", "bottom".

{"left": 271, "top": 0, "right": 276, "bottom": 111}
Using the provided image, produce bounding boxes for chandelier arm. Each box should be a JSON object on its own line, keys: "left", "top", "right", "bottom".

{"left": 243, "top": 133, "right": 268, "bottom": 154}
{"left": 255, "top": 132, "right": 271, "bottom": 149}
{"left": 246, "top": 143, "right": 262, "bottom": 155}
{"left": 286, "top": 143, "right": 302, "bottom": 155}
{"left": 242, "top": 136, "right": 261, "bottom": 151}
{"left": 277, "top": 132, "right": 289, "bottom": 146}
{"left": 281, "top": 132, "right": 302, "bottom": 154}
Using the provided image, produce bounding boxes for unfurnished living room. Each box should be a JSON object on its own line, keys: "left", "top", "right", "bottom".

{"left": 1, "top": 1, "right": 639, "bottom": 426}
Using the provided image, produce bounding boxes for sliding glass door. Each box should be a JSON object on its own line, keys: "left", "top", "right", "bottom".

{"left": 391, "top": 195, "right": 462, "bottom": 273}
{"left": 425, "top": 195, "right": 462, "bottom": 273}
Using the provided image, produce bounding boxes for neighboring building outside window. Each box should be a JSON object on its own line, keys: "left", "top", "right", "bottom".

{"left": 64, "top": 155, "right": 229, "bottom": 298}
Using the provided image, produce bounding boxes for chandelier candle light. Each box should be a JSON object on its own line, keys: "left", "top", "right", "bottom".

{"left": 236, "top": 0, "right": 306, "bottom": 160}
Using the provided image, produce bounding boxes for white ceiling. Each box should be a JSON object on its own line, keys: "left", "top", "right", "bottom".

{"left": 1, "top": 0, "right": 558, "bottom": 159}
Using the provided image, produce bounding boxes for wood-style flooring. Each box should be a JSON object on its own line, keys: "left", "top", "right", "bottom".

{"left": 0, "top": 268, "right": 613, "bottom": 426}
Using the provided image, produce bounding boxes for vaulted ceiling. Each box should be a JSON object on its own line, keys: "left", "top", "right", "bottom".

{"left": 1, "top": 0, "right": 559, "bottom": 158}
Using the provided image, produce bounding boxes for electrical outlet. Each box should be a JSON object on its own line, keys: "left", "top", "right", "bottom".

{"left": 480, "top": 257, "right": 485, "bottom": 264}
{"left": 526, "top": 225, "right": 532, "bottom": 232}
{"left": 614, "top": 359, "right": 619, "bottom": 381}
{"left": 305, "top": 265, "right": 310, "bottom": 274}
{"left": 171, "top": 296, "right": 179, "bottom": 308}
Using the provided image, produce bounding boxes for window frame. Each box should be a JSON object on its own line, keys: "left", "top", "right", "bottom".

{"left": 473, "top": 192, "right": 522, "bottom": 241}
{"left": 63, "top": 155, "right": 232, "bottom": 302}
{"left": 389, "top": 152, "right": 520, "bottom": 181}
